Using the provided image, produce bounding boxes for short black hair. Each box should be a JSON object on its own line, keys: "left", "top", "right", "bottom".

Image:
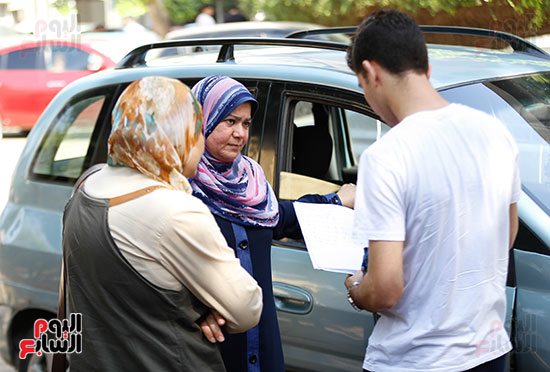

{"left": 200, "top": 4, "right": 214, "bottom": 11}
{"left": 347, "top": 9, "right": 428, "bottom": 76}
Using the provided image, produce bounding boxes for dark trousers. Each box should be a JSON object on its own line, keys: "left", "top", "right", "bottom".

{"left": 363, "top": 353, "right": 507, "bottom": 372}
{"left": 463, "top": 354, "right": 507, "bottom": 372}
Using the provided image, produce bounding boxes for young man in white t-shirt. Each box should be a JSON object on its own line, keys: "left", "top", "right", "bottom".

{"left": 195, "top": 4, "right": 216, "bottom": 26}
{"left": 344, "top": 9, "right": 520, "bottom": 372}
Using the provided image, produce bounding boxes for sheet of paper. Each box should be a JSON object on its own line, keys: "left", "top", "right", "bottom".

{"left": 293, "top": 202, "right": 364, "bottom": 274}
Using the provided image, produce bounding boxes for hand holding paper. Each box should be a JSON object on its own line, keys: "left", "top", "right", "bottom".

{"left": 293, "top": 202, "right": 365, "bottom": 274}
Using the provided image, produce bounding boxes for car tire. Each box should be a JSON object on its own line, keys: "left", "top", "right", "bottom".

{"left": 15, "top": 325, "right": 53, "bottom": 372}
{"left": 17, "top": 353, "right": 52, "bottom": 372}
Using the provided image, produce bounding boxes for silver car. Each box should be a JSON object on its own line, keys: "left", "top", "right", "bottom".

{"left": 0, "top": 27, "right": 549, "bottom": 372}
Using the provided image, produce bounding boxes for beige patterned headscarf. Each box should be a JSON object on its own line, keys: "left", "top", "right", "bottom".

{"left": 108, "top": 76, "right": 203, "bottom": 193}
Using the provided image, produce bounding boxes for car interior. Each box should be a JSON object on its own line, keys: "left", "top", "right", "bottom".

{"left": 280, "top": 98, "right": 388, "bottom": 200}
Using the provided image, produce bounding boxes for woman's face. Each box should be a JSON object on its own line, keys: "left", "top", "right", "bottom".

{"left": 206, "top": 102, "right": 252, "bottom": 162}
{"left": 182, "top": 132, "right": 205, "bottom": 177}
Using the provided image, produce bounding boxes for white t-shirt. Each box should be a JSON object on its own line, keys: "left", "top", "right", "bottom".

{"left": 195, "top": 13, "right": 216, "bottom": 26}
{"left": 354, "top": 103, "right": 520, "bottom": 372}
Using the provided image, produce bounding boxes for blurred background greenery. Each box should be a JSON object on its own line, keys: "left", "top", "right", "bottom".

{"left": 51, "top": 0, "right": 550, "bottom": 38}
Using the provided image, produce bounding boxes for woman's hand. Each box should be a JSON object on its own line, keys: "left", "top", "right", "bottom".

{"left": 199, "top": 310, "right": 226, "bottom": 343}
{"left": 337, "top": 183, "right": 356, "bottom": 209}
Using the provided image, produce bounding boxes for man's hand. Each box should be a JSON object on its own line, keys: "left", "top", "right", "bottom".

{"left": 344, "top": 270, "right": 364, "bottom": 292}
{"left": 337, "top": 183, "right": 356, "bottom": 208}
{"left": 344, "top": 270, "right": 366, "bottom": 310}
{"left": 345, "top": 241, "right": 404, "bottom": 313}
{"left": 199, "top": 310, "right": 226, "bottom": 343}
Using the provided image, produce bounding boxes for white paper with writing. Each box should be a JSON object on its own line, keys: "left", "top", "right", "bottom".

{"left": 293, "top": 202, "right": 364, "bottom": 274}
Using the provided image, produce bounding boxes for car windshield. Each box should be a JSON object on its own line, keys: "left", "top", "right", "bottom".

{"left": 486, "top": 73, "right": 550, "bottom": 214}
{"left": 440, "top": 73, "right": 550, "bottom": 215}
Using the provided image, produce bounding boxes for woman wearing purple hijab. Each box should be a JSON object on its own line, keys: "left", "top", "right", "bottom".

{"left": 190, "top": 75, "right": 355, "bottom": 372}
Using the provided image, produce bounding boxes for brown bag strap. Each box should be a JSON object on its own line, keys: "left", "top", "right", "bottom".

{"left": 72, "top": 163, "right": 167, "bottom": 207}
{"left": 109, "top": 185, "right": 168, "bottom": 207}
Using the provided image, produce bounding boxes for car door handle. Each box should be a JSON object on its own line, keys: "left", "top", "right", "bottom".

{"left": 273, "top": 282, "right": 313, "bottom": 314}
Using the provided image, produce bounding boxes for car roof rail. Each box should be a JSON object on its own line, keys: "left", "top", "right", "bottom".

{"left": 286, "top": 26, "right": 357, "bottom": 40}
{"left": 286, "top": 25, "right": 550, "bottom": 59}
{"left": 116, "top": 37, "right": 349, "bottom": 69}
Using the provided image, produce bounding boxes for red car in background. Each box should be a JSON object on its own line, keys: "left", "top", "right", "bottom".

{"left": 0, "top": 40, "right": 116, "bottom": 133}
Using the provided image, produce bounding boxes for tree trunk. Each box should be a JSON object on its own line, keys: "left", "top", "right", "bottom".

{"left": 148, "top": 0, "right": 171, "bottom": 37}
{"left": 215, "top": 0, "right": 224, "bottom": 23}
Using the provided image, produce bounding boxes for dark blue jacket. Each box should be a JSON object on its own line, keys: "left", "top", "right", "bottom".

{"left": 214, "top": 193, "right": 336, "bottom": 372}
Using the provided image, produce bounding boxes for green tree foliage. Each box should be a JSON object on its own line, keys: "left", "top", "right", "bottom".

{"left": 112, "top": 0, "right": 224, "bottom": 26}
{"left": 52, "top": 0, "right": 77, "bottom": 16}
{"left": 115, "top": 0, "right": 149, "bottom": 18}
{"left": 164, "top": 0, "right": 202, "bottom": 24}
{"left": 507, "top": 0, "right": 550, "bottom": 28}
{"left": 237, "top": 0, "right": 549, "bottom": 29}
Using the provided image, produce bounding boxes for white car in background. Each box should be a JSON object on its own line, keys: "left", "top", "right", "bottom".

{"left": 526, "top": 33, "right": 550, "bottom": 53}
{"left": 153, "top": 21, "right": 349, "bottom": 59}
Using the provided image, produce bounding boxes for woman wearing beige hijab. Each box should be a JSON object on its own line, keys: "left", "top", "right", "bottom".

{"left": 62, "top": 76, "right": 262, "bottom": 371}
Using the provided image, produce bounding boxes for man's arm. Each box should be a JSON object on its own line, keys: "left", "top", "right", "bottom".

{"left": 509, "top": 203, "right": 518, "bottom": 250}
{"left": 345, "top": 240, "right": 404, "bottom": 312}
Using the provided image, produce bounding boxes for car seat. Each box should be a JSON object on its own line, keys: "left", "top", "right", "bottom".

{"left": 292, "top": 103, "right": 333, "bottom": 179}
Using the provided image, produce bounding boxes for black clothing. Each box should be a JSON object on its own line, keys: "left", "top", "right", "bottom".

{"left": 215, "top": 194, "right": 330, "bottom": 372}
{"left": 63, "top": 189, "right": 225, "bottom": 372}
{"left": 225, "top": 13, "right": 248, "bottom": 22}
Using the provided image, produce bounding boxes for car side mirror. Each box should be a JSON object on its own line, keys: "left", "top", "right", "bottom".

{"left": 87, "top": 54, "right": 106, "bottom": 72}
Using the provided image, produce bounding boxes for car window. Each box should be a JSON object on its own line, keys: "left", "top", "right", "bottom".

{"left": 346, "top": 109, "right": 389, "bottom": 162}
{"left": 441, "top": 77, "right": 550, "bottom": 215}
{"left": 32, "top": 95, "right": 106, "bottom": 180}
{"left": 1, "top": 46, "right": 45, "bottom": 70}
{"left": 280, "top": 98, "right": 388, "bottom": 201}
{"left": 49, "top": 45, "right": 91, "bottom": 71}
{"left": 488, "top": 74, "right": 550, "bottom": 215}
{"left": 281, "top": 101, "right": 340, "bottom": 200}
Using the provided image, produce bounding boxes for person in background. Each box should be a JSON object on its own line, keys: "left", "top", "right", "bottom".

{"left": 344, "top": 9, "right": 519, "bottom": 372}
{"left": 122, "top": 16, "right": 159, "bottom": 45}
{"left": 225, "top": 6, "right": 248, "bottom": 23}
{"left": 122, "top": 16, "right": 147, "bottom": 34}
{"left": 93, "top": 24, "right": 106, "bottom": 32}
{"left": 190, "top": 75, "right": 355, "bottom": 372}
{"left": 195, "top": 4, "right": 216, "bottom": 26}
{"left": 63, "top": 76, "right": 262, "bottom": 371}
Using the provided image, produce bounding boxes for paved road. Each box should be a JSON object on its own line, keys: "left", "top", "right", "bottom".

{"left": 0, "top": 355, "right": 15, "bottom": 371}
{"left": 0, "top": 136, "right": 25, "bottom": 372}
{"left": 0, "top": 358, "right": 15, "bottom": 371}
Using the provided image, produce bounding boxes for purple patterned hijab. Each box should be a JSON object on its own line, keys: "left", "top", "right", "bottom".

{"left": 190, "top": 75, "right": 279, "bottom": 227}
